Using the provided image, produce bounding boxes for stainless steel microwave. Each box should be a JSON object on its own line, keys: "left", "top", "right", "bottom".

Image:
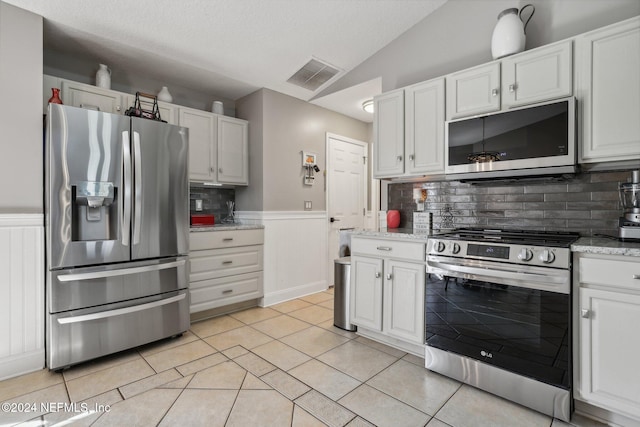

{"left": 445, "top": 97, "right": 576, "bottom": 180}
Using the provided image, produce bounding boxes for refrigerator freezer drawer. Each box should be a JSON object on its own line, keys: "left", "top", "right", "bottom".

{"left": 48, "top": 257, "right": 189, "bottom": 313}
{"left": 47, "top": 290, "right": 189, "bottom": 370}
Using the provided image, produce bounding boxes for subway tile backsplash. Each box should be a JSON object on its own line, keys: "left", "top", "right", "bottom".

{"left": 189, "top": 185, "right": 235, "bottom": 224}
{"left": 387, "top": 170, "right": 634, "bottom": 237}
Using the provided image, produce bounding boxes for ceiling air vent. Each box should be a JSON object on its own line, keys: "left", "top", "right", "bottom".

{"left": 287, "top": 58, "right": 340, "bottom": 91}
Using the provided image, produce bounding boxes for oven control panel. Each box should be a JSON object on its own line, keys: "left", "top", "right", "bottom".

{"left": 427, "top": 239, "right": 570, "bottom": 269}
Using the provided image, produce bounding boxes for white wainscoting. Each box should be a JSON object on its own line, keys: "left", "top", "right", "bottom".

{"left": 0, "top": 214, "right": 45, "bottom": 380}
{"left": 235, "top": 211, "right": 328, "bottom": 306}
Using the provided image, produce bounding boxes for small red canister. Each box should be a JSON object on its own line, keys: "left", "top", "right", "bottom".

{"left": 386, "top": 210, "right": 400, "bottom": 228}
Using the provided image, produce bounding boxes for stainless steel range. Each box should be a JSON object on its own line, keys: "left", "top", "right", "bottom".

{"left": 425, "top": 228, "right": 579, "bottom": 422}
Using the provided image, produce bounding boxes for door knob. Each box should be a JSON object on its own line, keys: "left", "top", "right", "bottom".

{"left": 375, "top": 272, "right": 381, "bottom": 278}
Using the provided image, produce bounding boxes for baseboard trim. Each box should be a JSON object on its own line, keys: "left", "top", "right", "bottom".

{"left": 0, "top": 349, "right": 45, "bottom": 381}
{"left": 261, "top": 280, "right": 328, "bottom": 307}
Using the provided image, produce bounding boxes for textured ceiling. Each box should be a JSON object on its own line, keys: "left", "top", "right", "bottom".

{"left": 6, "top": 0, "right": 447, "bottom": 121}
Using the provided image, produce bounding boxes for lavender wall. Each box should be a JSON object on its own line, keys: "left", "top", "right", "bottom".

{"left": 387, "top": 170, "right": 634, "bottom": 237}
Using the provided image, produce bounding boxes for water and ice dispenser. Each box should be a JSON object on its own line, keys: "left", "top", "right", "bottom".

{"left": 71, "top": 181, "right": 117, "bottom": 241}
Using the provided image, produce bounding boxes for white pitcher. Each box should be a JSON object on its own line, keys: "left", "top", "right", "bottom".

{"left": 491, "top": 4, "right": 535, "bottom": 59}
{"left": 95, "top": 64, "right": 111, "bottom": 89}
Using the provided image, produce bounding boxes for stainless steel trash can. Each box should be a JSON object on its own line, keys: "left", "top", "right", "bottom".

{"left": 334, "top": 256, "right": 356, "bottom": 331}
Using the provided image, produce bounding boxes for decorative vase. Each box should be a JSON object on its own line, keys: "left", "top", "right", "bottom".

{"left": 387, "top": 210, "right": 401, "bottom": 229}
{"left": 491, "top": 4, "right": 535, "bottom": 59}
{"left": 48, "top": 88, "right": 63, "bottom": 104}
{"left": 157, "top": 86, "right": 173, "bottom": 103}
{"left": 212, "top": 101, "right": 224, "bottom": 115}
{"left": 95, "top": 64, "right": 111, "bottom": 89}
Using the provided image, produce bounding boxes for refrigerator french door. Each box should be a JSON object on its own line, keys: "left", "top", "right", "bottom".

{"left": 45, "top": 104, "right": 190, "bottom": 370}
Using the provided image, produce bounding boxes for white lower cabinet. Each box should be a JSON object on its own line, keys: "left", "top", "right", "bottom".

{"left": 189, "top": 229, "right": 264, "bottom": 315}
{"left": 350, "top": 236, "right": 425, "bottom": 354}
{"left": 574, "top": 252, "right": 640, "bottom": 422}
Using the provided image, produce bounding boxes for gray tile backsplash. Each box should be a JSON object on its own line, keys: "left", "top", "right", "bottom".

{"left": 387, "top": 170, "right": 635, "bottom": 237}
{"left": 189, "top": 185, "right": 235, "bottom": 224}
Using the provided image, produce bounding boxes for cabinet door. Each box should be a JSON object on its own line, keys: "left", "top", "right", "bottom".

{"left": 446, "top": 63, "right": 500, "bottom": 119}
{"left": 405, "top": 78, "right": 445, "bottom": 175}
{"left": 577, "top": 17, "right": 640, "bottom": 163}
{"left": 61, "top": 80, "right": 125, "bottom": 114}
{"left": 373, "top": 89, "right": 405, "bottom": 178}
{"left": 179, "top": 108, "right": 216, "bottom": 182}
{"left": 502, "top": 40, "right": 572, "bottom": 109}
{"left": 217, "top": 116, "right": 249, "bottom": 185}
{"left": 578, "top": 287, "right": 640, "bottom": 419}
{"left": 350, "top": 256, "right": 383, "bottom": 331}
{"left": 383, "top": 260, "right": 425, "bottom": 344}
{"left": 158, "top": 101, "right": 177, "bottom": 125}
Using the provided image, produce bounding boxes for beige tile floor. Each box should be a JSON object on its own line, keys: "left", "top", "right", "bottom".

{"left": 0, "top": 289, "right": 606, "bottom": 427}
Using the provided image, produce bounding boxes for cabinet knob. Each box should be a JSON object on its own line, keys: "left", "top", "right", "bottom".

{"left": 219, "top": 168, "right": 223, "bottom": 173}
{"left": 409, "top": 154, "right": 415, "bottom": 161}
{"left": 633, "top": 274, "right": 640, "bottom": 280}
{"left": 386, "top": 273, "right": 392, "bottom": 280}
{"left": 375, "top": 272, "right": 381, "bottom": 278}
{"left": 116, "top": 105, "right": 121, "bottom": 111}
{"left": 491, "top": 89, "right": 499, "bottom": 97}
{"left": 581, "top": 309, "right": 590, "bottom": 319}
{"left": 210, "top": 167, "right": 214, "bottom": 172}
{"left": 397, "top": 155, "right": 403, "bottom": 162}
{"left": 508, "top": 84, "right": 516, "bottom": 93}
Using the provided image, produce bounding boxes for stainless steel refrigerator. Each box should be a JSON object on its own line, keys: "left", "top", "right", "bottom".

{"left": 45, "top": 104, "right": 190, "bottom": 370}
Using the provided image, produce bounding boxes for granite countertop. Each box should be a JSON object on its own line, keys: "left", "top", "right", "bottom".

{"left": 571, "top": 236, "right": 640, "bottom": 257}
{"left": 349, "top": 228, "right": 432, "bottom": 243}
{"left": 190, "top": 223, "right": 264, "bottom": 232}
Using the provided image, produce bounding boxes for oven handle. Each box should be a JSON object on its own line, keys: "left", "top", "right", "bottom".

{"left": 56, "top": 293, "right": 186, "bottom": 324}
{"left": 427, "top": 259, "right": 570, "bottom": 293}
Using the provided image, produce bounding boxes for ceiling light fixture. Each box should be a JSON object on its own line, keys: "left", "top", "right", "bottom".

{"left": 362, "top": 99, "right": 374, "bottom": 114}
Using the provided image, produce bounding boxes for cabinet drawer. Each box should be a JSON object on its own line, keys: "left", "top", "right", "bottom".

{"left": 190, "top": 228, "right": 264, "bottom": 250}
{"left": 190, "top": 245, "right": 263, "bottom": 281}
{"left": 190, "top": 272, "right": 263, "bottom": 313}
{"left": 351, "top": 237, "right": 425, "bottom": 261}
{"left": 578, "top": 255, "right": 640, "bottom": 291}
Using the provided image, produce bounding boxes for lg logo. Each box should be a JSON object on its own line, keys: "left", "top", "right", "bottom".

{"left": 480, "top": 350, "right": 493, "bottom": 359}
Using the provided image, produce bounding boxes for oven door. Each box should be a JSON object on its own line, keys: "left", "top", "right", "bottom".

{"left": 426, "top": 256, "right": 571, "bottom": 389}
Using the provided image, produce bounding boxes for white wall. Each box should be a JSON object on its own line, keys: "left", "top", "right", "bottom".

{"left": 236, "top": 88, "right": 369, "bottom": 212}
{"left": 318, "top": 0, "right": 640, "bottom": 97}
{"left": 0, "top": 2, "right": 43, "bottom": 213}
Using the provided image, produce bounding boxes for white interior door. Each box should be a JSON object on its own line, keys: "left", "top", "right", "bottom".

{"left": 327, "top": 133, "right": 367, "bottom": 286}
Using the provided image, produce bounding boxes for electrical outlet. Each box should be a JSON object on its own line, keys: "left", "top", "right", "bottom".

{"left": 304, "top": 201, "right": 312, "bottom": 210}
{"left": 195, "top": 200, "right": 203, "bottom": 211}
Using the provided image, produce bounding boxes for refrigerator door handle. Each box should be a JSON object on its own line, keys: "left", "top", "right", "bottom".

{"left": 122, "top": 130, "right": 132, "bottom": 247}
{"left": 133, "top": 131, "right": 142, "bottom": 245}
{"left": 57, "top": 293, "right": 186, "bottom": 324}
{"left": 57, "top": 259, "right": 187, "bottom": 282}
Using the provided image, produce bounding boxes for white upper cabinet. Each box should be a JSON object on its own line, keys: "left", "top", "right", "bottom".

{"left": 502, "top": 40, "right": 573, "bottom": 109}
{"left": 446, "top": 40, "right": 572, "bottom": 120}
{"left": 217, "top": 116, "right": 249, "bottom": 185}
{"left": 373, "top": 89, "right": 405, "bottom": 178}
{"left": 61, "top": 79, "right": 125, "bottom": 115}
{"left": 179, "top": 107, "right": 217, "bottom": 182}
{"left": 405, "top": 78, "right": 445, "bottom": 176}
{"left": 179, "top": 107, "right": 249, "bottom": 185}
{"left": 446, "top": 63, "right": 501, "bottom": 120}
{"left": 576, "top": 17, "right": 640, "bottom": 163}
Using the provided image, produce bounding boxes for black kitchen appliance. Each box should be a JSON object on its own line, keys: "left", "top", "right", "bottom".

{"left": 618, "top": 170, "right": 640, "bottom": 241}
{"left": 425, "top": 228, "right": 579, "bottom": 422}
